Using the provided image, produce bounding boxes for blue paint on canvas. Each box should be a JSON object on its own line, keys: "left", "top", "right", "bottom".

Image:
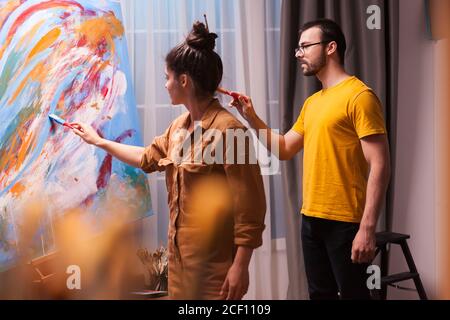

{"left": 0, "top": 0, "right": 152, "bottom": 271}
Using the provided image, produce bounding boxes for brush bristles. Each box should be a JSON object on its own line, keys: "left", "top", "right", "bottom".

{"left": 49, "top": 114, "right": 65, "bottom": 125}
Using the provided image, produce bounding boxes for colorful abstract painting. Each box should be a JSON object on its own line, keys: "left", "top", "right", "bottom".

{"left": 0, "top": 0, "right": 152, "bottom": 271}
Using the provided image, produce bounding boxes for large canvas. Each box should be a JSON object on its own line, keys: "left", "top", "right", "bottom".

{"left": 0, "top": 0, "right": 152, "bottom": 270}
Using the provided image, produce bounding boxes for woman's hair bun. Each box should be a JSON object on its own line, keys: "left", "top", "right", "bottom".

{"left": 186, "top": 21, "right": 218, "bottom": 51}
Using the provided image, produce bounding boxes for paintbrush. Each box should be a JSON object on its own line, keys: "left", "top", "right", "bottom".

{"left": 217, "top": 87, "right": 249, "bottom": 103}
{"left": 48, "top": 114, "right": 74, "bottom": 129}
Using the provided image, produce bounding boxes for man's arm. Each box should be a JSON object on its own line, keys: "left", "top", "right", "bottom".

{"left": 230, "top": 96, "right": 304, "bottom": 160}
{"left": 351, "top": 134, "right": 391, "bottom": 263}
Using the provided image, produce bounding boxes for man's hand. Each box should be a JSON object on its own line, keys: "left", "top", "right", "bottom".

{"left": 228, "top": 93, "right": 257, "bottom": 124}
{"left": 351, "top": 227, "right": 376, "bottom": 263}
{"left": 220, "top": 262, "right": 250, "bottom": 300}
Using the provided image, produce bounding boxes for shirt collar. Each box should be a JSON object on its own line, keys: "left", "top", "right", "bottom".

{"left": 180, "top": 98, "right": 223, "bottom": 131}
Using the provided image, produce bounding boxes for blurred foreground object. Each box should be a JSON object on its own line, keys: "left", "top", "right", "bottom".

{"left": 0, "top": 199, "right": 145, "bottom": 299}
{"left": 137, "top": 247, "right": 168, "bottom": 292}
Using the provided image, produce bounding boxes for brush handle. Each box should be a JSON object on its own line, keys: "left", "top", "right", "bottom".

{"left": 217, "top": 87, "right": 249, "bottom": 103}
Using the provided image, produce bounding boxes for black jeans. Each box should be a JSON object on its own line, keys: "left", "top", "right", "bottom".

{"left": 301, "top": 214, "right": 371, "bottom": 300}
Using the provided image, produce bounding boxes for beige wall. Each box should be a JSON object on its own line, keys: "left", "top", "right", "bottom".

{"left": 389, "top": 0, "right": 437, "bottom": 299}
{"left": 431, "top": 0, "right": 450, "bottom": 302}
{"left": 436, "top": 38, "right": 449, "bottom": 300}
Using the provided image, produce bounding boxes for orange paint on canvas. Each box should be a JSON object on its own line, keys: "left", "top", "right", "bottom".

{"left": 27, "top": 28, "right": 61, "bottom": 61}
{"left": 9, "top": 62, "right": 46, "bottom": 105}
{"left": 0, "top": 0, "right": 83, "bottom": 61}
{"left": 10, "top": 182, "right": 26, "bottom": 196}
{"left": 57, "top": 91, "right": 66, "bottom": 111}
{"left": 0, "top": 0, "right": 22, "bottom": 29}
{"left": 15, "top": 131, "right": 36, "bottom": 171}
{"left": 8, "top": 22, "right": 47, "bottom": 87}
{"left": 17, "top": 20, "right": 46, "bottom": 49}
{"left": 76, "top": 12, "right": 123, "bottom": 55}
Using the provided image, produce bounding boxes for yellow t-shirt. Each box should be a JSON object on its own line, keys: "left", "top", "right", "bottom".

{"left": 292, "top": 76, "right": 387, "bottom": 223}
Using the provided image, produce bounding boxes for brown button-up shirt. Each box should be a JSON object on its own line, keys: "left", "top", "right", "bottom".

{"left": 140, "top": 99, "right": 266, "bottom": 299}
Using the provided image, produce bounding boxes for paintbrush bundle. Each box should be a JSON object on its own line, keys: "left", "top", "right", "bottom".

{"left": 137, "top": 246, "right": 168, "bottom": 292}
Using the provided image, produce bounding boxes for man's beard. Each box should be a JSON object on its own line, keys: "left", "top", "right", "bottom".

{"left": 301, "top": 51, "right": 326, "bottom": 76}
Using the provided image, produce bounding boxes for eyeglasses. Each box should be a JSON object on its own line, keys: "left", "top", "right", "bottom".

{"left": 295, "top": 41, "right": 330, "bottom": 55}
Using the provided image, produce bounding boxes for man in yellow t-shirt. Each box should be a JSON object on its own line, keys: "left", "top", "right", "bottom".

{"left": 230, "top": 19, "right": 390, "bottom": 299}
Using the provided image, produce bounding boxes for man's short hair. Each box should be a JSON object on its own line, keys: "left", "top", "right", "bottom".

{"left": 299, "top": 18, "right": 347, "bottom": 65}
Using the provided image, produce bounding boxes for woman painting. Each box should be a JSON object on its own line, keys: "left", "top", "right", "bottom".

{"left": 71, "top": 21, "right": 266, "bottom": 300}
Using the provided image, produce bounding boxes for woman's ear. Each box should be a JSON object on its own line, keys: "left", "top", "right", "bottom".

{"left": 179, "top": 74, "right": 188, "bottom": 87}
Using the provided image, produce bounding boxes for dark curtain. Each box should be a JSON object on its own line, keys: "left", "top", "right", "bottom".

{"left": 279, "top": 0, "right": 399, "bottom": 299}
